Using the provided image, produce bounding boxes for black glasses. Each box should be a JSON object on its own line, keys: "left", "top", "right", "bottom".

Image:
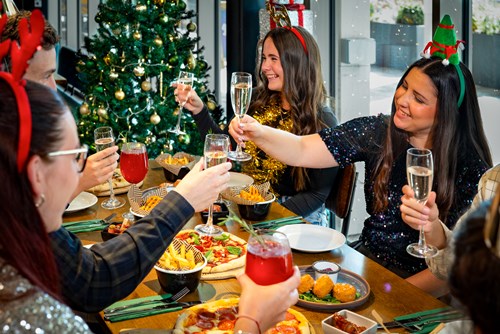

{"left": 484, "top": 185, "right": 500, "bottom": 257}
{"left": 47, "top": 144, "right": 88, "bottom": 173}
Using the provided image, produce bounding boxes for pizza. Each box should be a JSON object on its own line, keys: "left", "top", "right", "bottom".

{"left": 175, "top": 230, "right": 247, "bottom": 275}
{"left": 173, "top": 298, "right": 310, "bottom": 334}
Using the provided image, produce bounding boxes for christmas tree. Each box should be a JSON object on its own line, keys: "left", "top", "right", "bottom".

{"left": 76, "top": 0, "right": 224, "bottom": 157}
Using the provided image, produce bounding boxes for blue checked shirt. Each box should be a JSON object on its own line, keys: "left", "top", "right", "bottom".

{"left": 50, "top": 191, "right": 194, "bottom": 312}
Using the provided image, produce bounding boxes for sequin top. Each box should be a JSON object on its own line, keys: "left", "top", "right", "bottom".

{"left": 319, "top": 114, "right": 489, "bottom": 275}
{"left": 0, "top": 257, "right": 91, "bottom": 333}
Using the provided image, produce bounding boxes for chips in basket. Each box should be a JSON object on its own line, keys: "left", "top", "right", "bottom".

{"left": 128, "top": 184, "right": 170, "bottom": 216}
{"left": 154, "top": 152, "right": 198, "bottom": 177}
{"left": 221, "top": 182, "right": 274, "bottom": 204}
{"left": 157, "top": 238, "right": 205, "bottom": 271}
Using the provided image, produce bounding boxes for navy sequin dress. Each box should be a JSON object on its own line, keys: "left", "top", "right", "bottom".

{"left": 319, "top": 114, "right": 489, "bottom": 276}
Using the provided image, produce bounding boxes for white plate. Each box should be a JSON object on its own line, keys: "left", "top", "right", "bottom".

{"left": 65, "top": 192, "right": 98, "bottom": 213}
{"left": 130, "top": 207, "right": 145, "bottom": 218}
{"left": 228, "top": 172, "right": 254, "bottom": 188}
{"left": 276, "top": 224, "right": 346, "bottom": 253}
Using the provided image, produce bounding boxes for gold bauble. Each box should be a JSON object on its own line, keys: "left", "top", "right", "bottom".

{"left": 173, "top": 107, "right": 180, "bottom": 116}
{"left": 133, "top": 65, "right": 145, "bottom": 77}
{"left": 97, "top": 107, "right": 108, "bottom": 118}
{"left": 206, "top": 100, "right": 216, "bottom": 110}
{"left": 141, "top": 80, "right": 152, "bottom": 91}
{"left": 79, "top": 103, "right": 90, "bottom": 116}
{"left": 154, "top": 0, "right": 165, "bottom": 5}
{"left": 187, "top": 53, "right": 196, "bottom": 70}
{"left": 76, "top": 60, "right": 85, "bottom": 72}
{"left": 104, "top": 54, "right": 111, "bottom": 65}
{"left": 154, "top": 36, "right": 163, "bottom": 46}
{"left": 133, "top": 30, "right": 142, "bottom": 40}
{"left": 109, "top": 71, "right": 119, "bottom": 81}
{"left": 150, "top": 113, "right": 161, "bottom": 125}
{"left": 136, "top": 4, "right": 147, "bottom": 11}
{"left": 115, "top": 89, "right": 125, "bottom": 100}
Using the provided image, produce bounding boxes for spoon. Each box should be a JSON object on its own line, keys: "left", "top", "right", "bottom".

{"left": 371, "top": 309, "right": 392, "bottom": 334}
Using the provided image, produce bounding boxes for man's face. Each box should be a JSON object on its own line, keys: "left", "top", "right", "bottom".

{"left": 24, "top": 47, "right": 57, "bottom": 90}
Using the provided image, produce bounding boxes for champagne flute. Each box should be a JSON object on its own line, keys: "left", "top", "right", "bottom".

{"left": 228, "top": 72, "right": 252, "bottom": 162}
{"left": 94, "top": 126, "right": 125, "bottom": 209}
{"left": 120, "top": 142, "right": 148, "bottom": 221}
{"left": 406, "top": 148, "right": 438, "bottom": 258}
{"left": 194, "top": 134, "right": 230, "bottom": 235}
{"left": 169, "top": 71, "right": 194, "bottom": 135}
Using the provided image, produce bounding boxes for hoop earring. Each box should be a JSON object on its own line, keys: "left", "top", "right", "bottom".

{"left": 35, "top": 194, "right": 45, "bottom": 208}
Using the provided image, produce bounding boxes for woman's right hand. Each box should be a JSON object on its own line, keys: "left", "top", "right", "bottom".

{"left": 173, "top": 83, "right": 204, "bottom": 115}
{"left": 228, "top": 115, "right": 262, "bottom": 147}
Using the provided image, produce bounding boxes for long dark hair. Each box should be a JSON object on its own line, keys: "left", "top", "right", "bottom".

{"left": 372, "top": 57, "right": 492, "bottom": 222}
{"left": 250, "top": 26, "right": 328, "bottom": 191}
{"left": 0, "top": 79, "right": 66, "bottom": 298}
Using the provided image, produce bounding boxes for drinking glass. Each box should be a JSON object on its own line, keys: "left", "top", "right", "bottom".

{"left": 120, "top": 142, "right": 148, "bottom": 221}
{"left": 406, "top": 148, "right": 438, "bottom": 258}
{"left": 228, "top": 72, "right": 252, "bottom": 162}
{"left": 194, "top": 134, "right": 230, "bottom": 235}
{"left": 169, "top": 71, "right": 194, "bottom": 135}
{"left": 94, "top": 126, "right": 125, "bottom": 209}
{"left": 245, "top": 229, "right": 294, "bottom": 285}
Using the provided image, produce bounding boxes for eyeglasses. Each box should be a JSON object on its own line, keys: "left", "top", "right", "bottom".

{"left": 47, "top": 144, "right": 88, "bottom": 173}
{"left": 484, "top": 185, "right": 500, "bottom": 257}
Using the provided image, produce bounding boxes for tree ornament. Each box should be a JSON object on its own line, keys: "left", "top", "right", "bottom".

{"left": 165, "top": 140, "right": 174, "bottom": 152}
{"left": 178, "top": 1, "right": 186, "bottom": 11}
{"left": 115, "top": 88, "right": 125, "bottom": 100}
{"left": 141, "top": 80, "right": 152, "bottom": 91}
{"left": 187, "top": 21, "right": 197, "bottom": 32}
{"left": 112, "top": 27, "right": 122, "bottom": 36}
{"left": 168, "top": 34, "right": 174, "bottom": 42}
{"left": 133, "top": 30, "right": 142, "bottom": 40}
{"left": 178, "top": 133, "right": 190, "bottom": 145}
{"left": 150, "top": 112, "right": 161, "bottom": 125}
{"left": 133, "top": 65, "right": 145, "bottom": 77}
{"left": 154, "top": 0, "right": 165, "bottom": 5}
{"left": 206, "top": 100, "right": 216, "bottom": 110}
{"left": 79, "top": 103, "right": 90, "bottom": 116}
{"left": 198, "top": 59, "right": 208, "bottom": 71}
{"left": 97, "top": 106, "right": 108, "bottom": 118}
{"left": 136, "top": 4, "right": 147, "bottom": 11}
{"left": 76, "top": 60, "right": 85, "bottom": 73}
{"left": 103, "top": 53, "right": 111, "bottom": 65}
{"left": 109, "top": 70, "right": 119, "bottom": 81}
{"left": 187, "top": 52, "right": 196, "bottom": 70}
{"left": 154, "top": 36, "right": 163, "bottom": 46}
{"left": 173, "top": 107, "right": 180, "bottom": 116}
{"left": 168, "top": 55, "right": 179, "bottom": 66}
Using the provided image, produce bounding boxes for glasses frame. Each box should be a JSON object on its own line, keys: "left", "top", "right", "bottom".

{"left": 47, "top": 144, "right": 89, "bottom": 173}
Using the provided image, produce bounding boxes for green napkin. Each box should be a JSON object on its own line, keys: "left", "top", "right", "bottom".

{"left": 106, "top": 305, "right": 183, "bottom": 322}
{"left": 105, "top": 293, "right": 172, "bottom": 311}
{"left": 394, "top": 307, "right": 452, "bottom": 321}
{"left": 63, "top": 219, "right": 103, "bottom": 227}
{"left": 252, "top": 216, "right": 302, "bottom": 227}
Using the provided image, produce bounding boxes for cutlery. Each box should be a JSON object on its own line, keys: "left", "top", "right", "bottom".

{"left": 381, "top": 307, "right": 464, "bottom": 329}
{"left": 104, "top": 301, "right": 203, "bottom": 320}
{"left": 63, "top": 213, "right": 118, "bottom": 233}
{"left": 371, "top": 309, "right": 393, "bottom": 334}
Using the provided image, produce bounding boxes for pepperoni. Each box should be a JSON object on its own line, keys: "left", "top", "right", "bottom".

{"left": 218, "top": 319, "right": 236, "bottom": 330}
{"left": 218, "top": 312, "right": 237, "bottom": 321}
{"left": 194, "top": 245, "right": 204, "bottom": 252}
{"left": 196, "top": 320, "right": 214, "bottom": 329}
{"left": 197, "top": 311, "right": 216, "bottom": 321}
{"left": 272, "top": 325, "right": 299, "bottom": 334}
{"left": 176, "top": 233, "right": 189, "bottom": 240}
{"left": 285, "top": 311, "right": 297, "bottom": 321}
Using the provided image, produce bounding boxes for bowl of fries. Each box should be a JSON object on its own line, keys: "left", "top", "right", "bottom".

{"left": 236, "top": 185, "right": 276, "bottom": 221}
{"left": 155, "top": 153, "right": 196, "bottom": 182}
{"left": 154, "top": 239, "right": 207, "bottom": 294}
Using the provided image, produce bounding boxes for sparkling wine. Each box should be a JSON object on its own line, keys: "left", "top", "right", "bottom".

{"left": 205, "top": 151, "right": 228, "bottom": 168}
{"left": 231, "top": 82, "right": 252, "bottom": 117}
{"left": 95, "top": 137, "right": 114, "bottom": 152}
{"left": 246, "top": 238, "right": 293, "bottom": 285}
{"left": 120, "top": 151, "right": 149, "bottom": 184}
{"left": 407, "top": 165, "right": 433, "bottom": 202}
{"left": 177, "top": 78, "right": 193, "bottom": 86}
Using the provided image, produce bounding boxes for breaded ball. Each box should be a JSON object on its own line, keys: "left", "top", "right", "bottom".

{"left": 298, "top": 274, "right": 315, "bottom": 294}
{"left": 312, "top": 275, "right": 334, "bottom": 299}
{"left": 333, "top": 283, "right": 356, "bottom": 302}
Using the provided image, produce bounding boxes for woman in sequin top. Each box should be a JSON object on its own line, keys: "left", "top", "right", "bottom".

{"left": 176, "top": 26, "right": 337, "bottom": 226}
{"left": 228, "top": 57, "right": 492, "bottom": 281}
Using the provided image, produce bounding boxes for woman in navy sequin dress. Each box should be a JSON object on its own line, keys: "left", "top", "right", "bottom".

{"left": 228, "top": 57, "right": 492, "bottom": 283}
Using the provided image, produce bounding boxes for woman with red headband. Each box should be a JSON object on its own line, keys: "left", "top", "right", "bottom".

{"left": 176, "top": 25, "right": 337, "bottom": 226}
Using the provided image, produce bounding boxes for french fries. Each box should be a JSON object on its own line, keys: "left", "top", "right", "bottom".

{"left": 164, "top": 155, "right": 190, "bottom": 165}
{"left": 238, "top": 185, "right": 265, "bottom": 202}
{"left": 157, "top": 243, "right": 203, "bottom": 271}
{"left": 140, "top": 195, "right": 162, "bottom": 211}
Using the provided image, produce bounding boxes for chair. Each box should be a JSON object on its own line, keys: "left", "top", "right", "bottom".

{"left": 326, "top": 164, "right": 358, "bottom": 237}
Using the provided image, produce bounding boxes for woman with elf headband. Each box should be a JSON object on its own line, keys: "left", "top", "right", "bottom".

{"left": 228, "top": 15, "right": 492, "bottom": 292}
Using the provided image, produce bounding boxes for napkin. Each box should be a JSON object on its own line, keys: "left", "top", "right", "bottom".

{"left": 106, "top": 305, "right": 182, "bottom": 322}
{"left": 104, "top": 294, "right": 181, "bottom": 322}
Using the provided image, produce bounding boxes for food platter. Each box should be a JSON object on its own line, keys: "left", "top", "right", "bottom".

{"left": 277, "top": 224, "right": 346, "bottom": 253}
{"left": 297, "top": 265, "right": 370, "bottom": 311}
{"left": 65, "top": 192, "right": 98, "bottom": 213}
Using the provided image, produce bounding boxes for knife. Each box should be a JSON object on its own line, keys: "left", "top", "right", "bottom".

{"left": 381, "top": 308, "right": 464, "bottom": 329}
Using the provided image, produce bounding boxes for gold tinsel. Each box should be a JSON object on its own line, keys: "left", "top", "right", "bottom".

{"left": 243, "top": 97, "right": 292, "bottom": 195}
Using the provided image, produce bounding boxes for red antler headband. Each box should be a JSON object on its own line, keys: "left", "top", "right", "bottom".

{"left": 265, "top": 1, "right": 308, "bottom": 54}
{"left": 0, "top": 8, "right": 45, "bottom": 172}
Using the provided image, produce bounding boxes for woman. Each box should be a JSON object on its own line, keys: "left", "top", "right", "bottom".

{"left": 177, "top": 26, "right": 337, "bottom": 226}
{"left": 229, "top": 53, "right": 492, "bottom": 279}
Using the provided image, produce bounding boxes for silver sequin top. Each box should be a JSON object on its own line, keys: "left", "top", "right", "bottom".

{"left": 0, "top": 257, "right": 92, "bottom": 333}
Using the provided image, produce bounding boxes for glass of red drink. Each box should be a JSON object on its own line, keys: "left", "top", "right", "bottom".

{"left": 120, "top": 142, "right": 149, "bottom": 185}
{"left": 245, "top": 229, "right": 293, "bottom": 285}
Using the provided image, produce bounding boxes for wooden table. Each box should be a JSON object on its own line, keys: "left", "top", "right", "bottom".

{"left": 64, "top": 161, "right": 446, "bottom": 333}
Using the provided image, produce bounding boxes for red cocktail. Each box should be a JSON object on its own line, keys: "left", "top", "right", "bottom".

{"left": 120, "top": 143, "right": 148, "bottom": 184}
{"left": 245, "top": 230, "right": 293, "bottom": 285}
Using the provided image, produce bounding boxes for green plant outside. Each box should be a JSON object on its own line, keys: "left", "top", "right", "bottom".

{"left": 396, "top": 5, "right": 424, "bottom": 25}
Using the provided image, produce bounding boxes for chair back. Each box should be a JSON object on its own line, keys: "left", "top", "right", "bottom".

{"left": 326, "top": 164, "right": 357, "bottom": 235}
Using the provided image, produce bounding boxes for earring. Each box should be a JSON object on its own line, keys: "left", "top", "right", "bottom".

{"left": 35, "top": 194, "right": 46, "bottom": 208}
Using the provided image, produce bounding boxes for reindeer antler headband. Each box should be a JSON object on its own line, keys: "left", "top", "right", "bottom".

{"left": 265, "top": 1, "right": 308, "bottom": 55}
{"left": 0, "top": 7, "right": 45, "bottom": 172}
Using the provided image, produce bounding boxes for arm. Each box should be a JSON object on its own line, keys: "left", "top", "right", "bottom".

{"left": 406, "top": 268, "right": 449, "bottom": 297}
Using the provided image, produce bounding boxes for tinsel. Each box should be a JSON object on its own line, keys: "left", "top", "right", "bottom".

{"left": 243, "top": 97, "right": 292, "bottom": 195}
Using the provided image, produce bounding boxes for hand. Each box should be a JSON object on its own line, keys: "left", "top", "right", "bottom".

{"left": 400, "top": 185, "right": 440, "bottom": 233}
{"left": 71, "top": 146, "right": 119, "bottom": 200}
{"left": 236, "top": 266, "right": 300, "bottom": 333}
{"left": 172, "top": 83, "right": 204, "bottom": 115}
{"left": 173, "top": 159, "right": 231, "bottom": 212}
{"left": 228, "top": 115, "right": 262, "bottom": 148}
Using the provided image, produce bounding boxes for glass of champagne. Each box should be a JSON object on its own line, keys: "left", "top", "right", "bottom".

{"left": 169, "top": 71, "right": 194, "bottom": 135}
{"left": 406, "top": 148, "right": 438, "bottom": 258}
{"left": 194, "top": 134, "right": 230, "bottom": 235}
{"left": 94, "top": 126, "right": 125, "bottom": 209}
{"left": 228, "top": 72, "right": 252, "bottom": 162}
{"left": 245, "top": 229, "right": 294, "bottom": 285}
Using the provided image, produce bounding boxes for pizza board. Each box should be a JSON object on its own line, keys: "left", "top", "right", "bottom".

{"left": 201, "top": 266, "right": 244, "bottom": 280}
{"left": 86, "top": 168, "right": 143, "bottom": 197}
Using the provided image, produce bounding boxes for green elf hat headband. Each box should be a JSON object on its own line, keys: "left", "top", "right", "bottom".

{"left": 421, "top": 14, "right": 466, "bottom": 108}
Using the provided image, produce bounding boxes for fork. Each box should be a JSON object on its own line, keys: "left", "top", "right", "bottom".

{"left": 104, "top": 287, "right": 190, "bottom": 315}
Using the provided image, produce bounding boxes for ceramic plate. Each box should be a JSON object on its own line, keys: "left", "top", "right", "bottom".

{"left": 276, "top": 224, "right": 346, "bottom": 253}
{"left": 65, "top": 192, "right": 98, "bottom": 213}
{"left": 297, "top": 265, "right": 371, "bottom": 311}
{"left": 228, "top": 172, "right": 254, "bottom": 188}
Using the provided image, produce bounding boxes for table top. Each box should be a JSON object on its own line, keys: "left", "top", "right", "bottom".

{"left": 64, "top": 161, "right": 446, "bottom": 333}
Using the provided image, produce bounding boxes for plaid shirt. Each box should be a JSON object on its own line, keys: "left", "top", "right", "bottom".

{"left": 428, "top": 164, "right": 500, "bottom": 279}
{"left": 50, "top": 191, "right": 194, "bottom": 313}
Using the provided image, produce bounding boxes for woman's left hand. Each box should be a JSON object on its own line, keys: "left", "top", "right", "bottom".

{"left": 400, "top": 185, "right": 439, "bottom": 233}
